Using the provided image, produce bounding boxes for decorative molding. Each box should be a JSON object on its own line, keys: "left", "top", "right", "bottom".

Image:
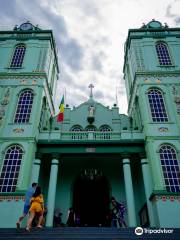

{"left": 144, "top": 78, "right": 150, "bottom": 83}
{"left": 158, "top": 127, "right": 169, "bottom": 132}
{"left": 156, "top": 79, "right": 161, "bottom": 83}
{"left": 0, "top": 195, "right": 25, "bottom": 202}
{"left": 20, "top": 79, "right": 27, "bottom": 84}
{"left": 136, "top": 71, "right": 180, "bottom": 78}
{"left": 0, "top": 108, "right": 5, "bottom": 125}
{"left": 152, "top": 195, "right": 180, "bottom": 202}
{"left": 172, "top": 85, "right": 177, "bottom": 95}
{"left": 133, "top": 45, "right": 145, "bottom": 70}
{"left": 1, "top": 88, "right": 10, "bottom": 106}
{"left": 0, "top": 73, "right": 46, "bottom": 80}
{"left": 13, "top": 128, "right": 24, "bottom": 133}
{"left": 0, "top": 88, "right": 10, "bottom": 125}
{"left": 32, "top": 80, "right": 37, "bottom": 84}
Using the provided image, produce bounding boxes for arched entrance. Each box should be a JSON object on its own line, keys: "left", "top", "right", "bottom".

{"left": 73, "top": 170, "right": 110, "bottom": 226}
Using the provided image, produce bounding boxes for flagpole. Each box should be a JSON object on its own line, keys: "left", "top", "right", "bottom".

{"left": 64, "top": 87, "right": 66, "bottom": 106}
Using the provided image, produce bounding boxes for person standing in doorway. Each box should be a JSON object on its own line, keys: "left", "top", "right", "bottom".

{"left": 16, "top": 182, "right": 37, "bottom": 229}
{"left": 67, "top": 207, "right": 75, "bottom": 227}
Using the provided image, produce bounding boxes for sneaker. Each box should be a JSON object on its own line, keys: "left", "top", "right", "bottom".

{"left": 16, "top": 222, "right": 20, "bottom": 229}
{"left": 26, "top": 227, "right": 30, "bottom": 232}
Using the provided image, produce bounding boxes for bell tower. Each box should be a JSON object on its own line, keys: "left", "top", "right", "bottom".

{"left": 0, "top": 22, "right": 59, "bottom": 192}
{"left": 123, "top": 20, "right": 180, "bottom": 227}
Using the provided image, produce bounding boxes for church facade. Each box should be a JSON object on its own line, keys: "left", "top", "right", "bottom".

{"left": 0, "top": 20, "right": 180, "bottom": 228}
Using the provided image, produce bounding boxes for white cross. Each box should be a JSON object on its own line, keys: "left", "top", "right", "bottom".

{"left": 88, "top": 83, "right": 94, "bottom": 98}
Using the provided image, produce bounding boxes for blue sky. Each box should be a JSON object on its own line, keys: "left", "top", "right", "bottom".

{"left": 0, "top": 0, "right": 180, "bottom": 114}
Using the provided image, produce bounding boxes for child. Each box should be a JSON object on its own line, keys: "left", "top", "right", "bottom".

{"left": 26, "top": 186, "right": 44, "bottom": 231}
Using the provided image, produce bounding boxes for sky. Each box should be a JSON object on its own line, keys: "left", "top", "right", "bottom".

{"left": 0, "top": 0, "right": 180, "bottom": 114}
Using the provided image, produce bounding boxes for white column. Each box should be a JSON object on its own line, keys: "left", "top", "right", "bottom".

{"left": 123, "top": 158, "right": 137, "bottom": 227}
{"left": 31, "top": 158, "right": 41, "bottom": 183}
{"left": 141, "top": 158, "right": 156, "bottom": 227}
{"left": 46, "top": 158, "right": 59, "bottom": 227}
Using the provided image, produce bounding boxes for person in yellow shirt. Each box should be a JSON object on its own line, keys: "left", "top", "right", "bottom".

{"left": 26, "top": 186, "right": 44, "bottom": 231}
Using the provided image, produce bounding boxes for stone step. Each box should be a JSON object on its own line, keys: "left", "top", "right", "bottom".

{"left": 0, "top": 227, "right": 179, "bottom": 240}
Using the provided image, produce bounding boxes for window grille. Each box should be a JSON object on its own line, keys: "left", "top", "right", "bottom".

{"left": 71, "top": 126, "right": 83, "bottom": 140}
{"left": 99, "top": 125, "right": 111, "bottom": 139}
{"left": 0, "top": 145, "right": 23, "bottom": 192}
{"left": 148, "top": 89, "right": 168, "bottom": 122}
{"left": 159, "top": 145, "right": 180, "bottom": 192}
{"left": 10, "top": 44, "right": 26, "bottom": 68}
{"left": 14, "top": 89, "right": 34, "bottom": 123}
{"left": 156, "top": 43, "right": 172, "bottom": 65}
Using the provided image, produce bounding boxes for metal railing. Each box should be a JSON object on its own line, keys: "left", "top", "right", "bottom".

{"left": 61, "top": 131, "right": 121, "bottom": 140}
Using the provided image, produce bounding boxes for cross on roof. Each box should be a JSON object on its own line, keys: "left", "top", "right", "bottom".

{"left": 88, "top": 83, "right": 94, "bottom": 98}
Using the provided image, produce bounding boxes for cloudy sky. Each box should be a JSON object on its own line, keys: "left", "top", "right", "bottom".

{"left": 0, "top": 0, "right": 180, "bottom": 114}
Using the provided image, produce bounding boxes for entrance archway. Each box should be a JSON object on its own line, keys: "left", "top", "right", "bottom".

{"left": 73, "top": 170, "right": 110, "bottom": 226}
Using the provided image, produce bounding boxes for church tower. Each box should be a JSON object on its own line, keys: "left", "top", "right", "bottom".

{"left": 123, "top": 20, "right": 180, "bottom": 227}
{"left": 0, "top": 22, "right": 59, "bottom": 192}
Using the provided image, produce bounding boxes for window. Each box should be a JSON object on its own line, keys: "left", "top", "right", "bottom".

{"left": 99, "top": 125, "right": 111, "bottom": 132}
{"left": 71, "top": 125, "right": 83, "bottom": 140}
{"left": 159, "top": 145, "right": 180, "bottom": 192}
{"left": 156, "top": 42, "right": 172, "bottom": 65}
{"left": 148, "top": 89, "right": 168, "bottom": 122}
{"left": 0, "top": 145, "right": 23, "bottom": 192}
{"left": 71, "top": 126, "right": 83, "bottom": 132}
{"left": 10, "top": 44, "right": 26, "bottom": 68}
{"left": 99, "top": 125, "right": 112, "bottom": 139}
{"left": 14, "top": 89, "right": 34, "bottom": 123}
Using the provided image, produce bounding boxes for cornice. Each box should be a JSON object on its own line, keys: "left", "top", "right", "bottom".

{"left": 0, "top": 72, "right": 47, "bottom": 79}
{"left": 135, "top": 71, "right": 180, "bottom": 77}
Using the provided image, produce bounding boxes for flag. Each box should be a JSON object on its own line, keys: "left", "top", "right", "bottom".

{"left": 57, "top": 95, "right": 64, "bottom": 122}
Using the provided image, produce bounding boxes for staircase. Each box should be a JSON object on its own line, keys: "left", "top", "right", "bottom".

{"left": 0, "top": 227, "right": 180, "bottom": 240}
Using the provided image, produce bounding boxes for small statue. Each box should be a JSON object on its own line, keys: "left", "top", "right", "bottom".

{"left": 1, "top": 88, "right": 10, "bottom": 105}
{"left": 89, "top": 106, "right": 95, "bottom": 117}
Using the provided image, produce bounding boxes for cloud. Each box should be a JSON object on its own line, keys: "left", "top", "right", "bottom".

{"left": 94, "top": 90, "right": 104, "bottom": 100}
{"left": 1, "top": 0, "right": 180, "bottom": 116}
{"left": 59, "top": 38, "right": 84, "bottom": 71}
{"left": 91, "top": 55, "right": 103, "bottom": 72}
{"left": 165, "top": 1, "right": 180, "bottom": 25}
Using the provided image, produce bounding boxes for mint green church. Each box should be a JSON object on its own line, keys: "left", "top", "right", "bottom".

{"left": 0, "top": 20, "right": 180, "bottom": 228}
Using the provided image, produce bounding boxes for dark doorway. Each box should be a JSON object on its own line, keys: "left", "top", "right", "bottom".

{"left": 73, "top": 171, "right": 110, "bottom": 227}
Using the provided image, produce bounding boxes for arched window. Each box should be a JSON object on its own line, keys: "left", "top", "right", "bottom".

{"left": 99, "top": 125, "right": 112, "bottom": 132}
{"left": 71, "top": 125, "right": 83, "bottom": 132}
{"left": 71, "top": 125, "right": 83, "bottom": 140}
{"left": 148, "top": 89, "right": 168, "bottom": 122}
{"left": 156, "top": 42, "right": 172, "bottom": 65}
{"left": 99, "top": 125, "right": 112, "bottom": 139}
{"left": 159, "top": 145, "right": 180, "bottom": 192}
{"left": 10, "top": 44, "right": 26, "bottom": 68}
{"left": 0, "top": 145, "right": 23, "bottom": 192}
{"left": 14, "top": 89, "right": 34, "bottom": 123}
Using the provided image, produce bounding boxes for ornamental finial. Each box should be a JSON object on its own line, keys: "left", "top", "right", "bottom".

{"left": 88, "top": 83, "right": 94, "bottom": 98}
